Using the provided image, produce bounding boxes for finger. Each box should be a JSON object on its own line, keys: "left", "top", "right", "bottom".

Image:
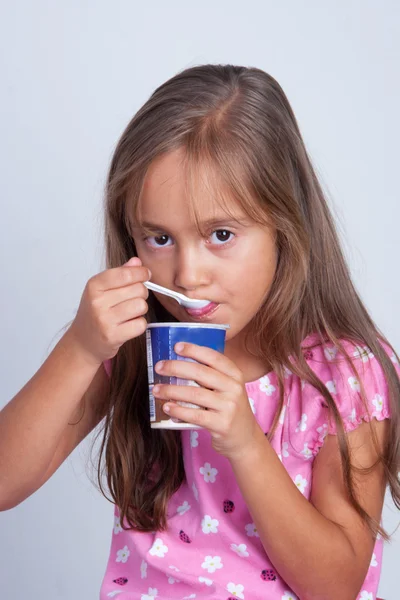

{"left": 174, "top": 343, "right": 242, "bottom": 382}
{"left": 107, "top": 282, "right": 149, "bottom": 308}
{"left": 155, "top": 359, "right": 232, "bottom": 392}
{"left": 153, "top": 383, "right": 222, "bottom": 411}
{"left": 113, "top": 297, "right": 149, "bottom": 324}
{"left": 162, "top": 401, "right": 214, "bottom": 429}
{"left": 94, "top": 264, "right": 151, "bottom": 292}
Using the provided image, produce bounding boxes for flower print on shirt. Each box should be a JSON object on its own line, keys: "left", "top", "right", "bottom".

{"left": 199, "top": 462, "right": 218, "bottom": 483}
{"left": 326, "top": 380, "right": 337, "bottom": 395}
{"left": 116, "top": 545, "right": 130, "bottom": 563}
{"left": 140, "top": 560, "right": 147, "bottom": 579}
{"left": 149, "top": 538, "right": 168, "bottom": 558}
{"left": 226, "top": 582, "right": 245, "bottom": 599}
{"left": 372, "top": 394, "right": 383, "bottom": 414}
{"left": 245, "top": 523, "right": 259, "bottom": 538}
{"left": 283, "top": 365, "right": 292, "bottom": 378}
{"left": 192, "top": 482, "right": 199, "bottom": 501}
{"left": 166, "top": 574, "right": 180, "bottom": 584}
{"left": 198, "top": 576, "right": 213, "bottom": 586}
{"left": 201, "top": 515, "right": 219, "bottom": 534}
{"left": 295, "top": 414, "right": 307, "bottom": 432}
{"left": 282, "top": 441, "right": 289, "bottom": 458}
{"left": 113, "top": 515, "right": 122, "bottom": 535}
{"left": 248, "top": 397, "right": 256, "bottom": 414}
{"left": 279, "top": 405, "right": 286, "bottom": 425}
{"left": 177, "top": 501, "right": 191, "bottom": 515}
{"left": 107, "top": 592, "right": 123, "bottom": 598}
{"left": 293, "top": 474, "right": 308, "bottom": 494}
{"left": 230, "top": 543, "right": 249, "bottom": 557}
{"left": 190, "top": 430, "right": 199, "bottom": 448}
{"left": 370, "top": 553, "right": 378, "bottom": 567}
{"left": 282, "top": 592, "right": 299, "bottom": 600}
{"left": 300, "top": 442, "right": 313, "bottom": 460}
{"left": 141, "top": 588, "right": 158, "bottom": 600}
{"left": 348, "top": 376, "right": 361, "bottom": 392}
{"left": 316, "top": 423, "right": 328, "bottom": 443}
{"left": 359, "top": 592, "right": 373, "bottom": 600}
{"left": 201, "top": 555, "right": 223, "bottom": 573}
{"left": 183, "top": 595, "right": 197, "bottom": 599}
{"left": 324, "top": 346, "right": 338, "bottom": 361}
{"left": 354, "top": 346, "right": 374, "bottom": 362}
{"left": 391, "top": 352, "right": 399, "bottom": 365}
{"left": 259, "top": 375, "right": 276, "bottom": 396}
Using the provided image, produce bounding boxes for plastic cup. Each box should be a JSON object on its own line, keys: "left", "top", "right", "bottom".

{"left": 146, "top": 322, "right": 229, "bottom": 430}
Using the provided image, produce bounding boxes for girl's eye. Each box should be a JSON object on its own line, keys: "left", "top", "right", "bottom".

{"left": 210, "top": 230, "right": 234, "bottom": 245}
{"left": 146, "top": 234, "right": 172, "bottom": 248}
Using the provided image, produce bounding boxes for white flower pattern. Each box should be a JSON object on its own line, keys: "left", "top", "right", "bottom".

{"left": 294, "top": 474, "right": 308, "bottom": 494}
{"left": 201, "top": 555, "right": 223, "bottom": 573}
{"left": 140, "top": 560, "right": 147, "bottom": 579}
{"left": 245, "top": 523, "right": 259, "bottom": 537}
{"left": 348, "top": 376, "right": 361, "bottom": 392}
{"left": 201, "top": 515, "right": 219, "bottom": 534}
{"left": 190, "top": 430, "right": 199, "bottom": 447}
{"left": 354, "top": 346, "right": 374, "bottom": 362}
{"left": 199, "top": 462, "right": 218, "bottom": 483}
{"left": 226, "top": 582, "right": 245, "bottom": 598}
{"left": 359, "top": 592, "right": 373, "bottom": 600}
{"left": 113, "top": 515, "right": 122, "bottom": 535}
{"left": 198, "top": 576, "right": 213, "bottom": 586}
{"left": 140, "top": 588, "right": 158, "bottom": 600}
{"left": 149, "top": 538, "right": 168, "bottom": 558}
{"left": 296, "top": 413, "right": 307, "bottom": 432}
{"left": 116, "top": 545, "right": 130, "bottom": 563}
{"left": 230, "top": 543, "right": 249, "bottom": 557}
{"left": 372, "top": 394, "right": 383, "bottom": 413}
{"left": 177, "top": 500, "right": 191, "bottom": 515}
{"left": 324, "top": 346, "right": 338, "bottom": 361}
{"left": 259, "top": 375, "right": 276, "bottom": 395}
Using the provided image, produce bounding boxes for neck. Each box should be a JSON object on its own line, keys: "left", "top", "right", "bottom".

{"left": 225, "top": 330, "right": 270, "bottom": 384}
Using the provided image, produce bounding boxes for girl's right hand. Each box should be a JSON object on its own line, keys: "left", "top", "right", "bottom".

{"left": 66, "top": 256, "right": 151, "bottom": 367}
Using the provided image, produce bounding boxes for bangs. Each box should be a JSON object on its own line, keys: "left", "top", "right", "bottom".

{"left": 182, "top": 136, "right": 270, "bottom": 236}
{"left": 129, "top": 140, "right": 272, "bottom": 237}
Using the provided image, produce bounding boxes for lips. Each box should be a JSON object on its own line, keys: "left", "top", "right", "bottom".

{"left": 184, "top": 302, "right": 219, "bottom": 318}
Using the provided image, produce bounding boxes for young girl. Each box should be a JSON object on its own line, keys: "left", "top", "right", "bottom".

{"left": 1, "top": 64, "right": 399, "bottom": 600}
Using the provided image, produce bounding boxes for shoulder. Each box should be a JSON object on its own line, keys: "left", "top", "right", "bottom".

{"left": 287, "top": 333, "right": 399, "bottom": 455}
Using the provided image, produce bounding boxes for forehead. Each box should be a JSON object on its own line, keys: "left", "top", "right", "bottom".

{"left": 135, "top": 148, "right": 247, "bottom": 227}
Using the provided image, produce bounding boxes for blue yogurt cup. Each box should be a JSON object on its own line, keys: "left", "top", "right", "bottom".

{"left": 146, "top": 322, "right": 229, "bottom": 429}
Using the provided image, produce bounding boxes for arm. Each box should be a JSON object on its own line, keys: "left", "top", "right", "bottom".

{"left": 229, "top": 419, "right": 388, "bottom": 600}
{"left": 0, "top": 329, "right": 109, "bottom": 510}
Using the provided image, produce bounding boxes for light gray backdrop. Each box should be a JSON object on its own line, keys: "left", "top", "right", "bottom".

{"left": 0, "top": 1, "right": 399, "bottom": 598}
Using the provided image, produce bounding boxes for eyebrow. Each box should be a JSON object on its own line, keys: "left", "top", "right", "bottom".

{"left": 136, "top": 216, "right": 248, "bottom": 232}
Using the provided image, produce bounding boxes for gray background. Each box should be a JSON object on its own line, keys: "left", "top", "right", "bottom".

{"left": 0, "top": 1, "right": 399, "bottom": 598}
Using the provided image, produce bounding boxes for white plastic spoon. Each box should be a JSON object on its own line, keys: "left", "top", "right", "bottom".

{"left": 144, "top": 281, "right": 210, "bottom": 309}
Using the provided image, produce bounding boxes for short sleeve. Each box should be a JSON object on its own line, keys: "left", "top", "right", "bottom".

{"left": 103, "top": 359, "right": 112, "bottom": 379}
{"left": 306, "top": 339, "right": 396, "bottom": 437}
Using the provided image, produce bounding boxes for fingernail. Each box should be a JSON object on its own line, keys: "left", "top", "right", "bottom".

{"left": 123, "top": 257, "right": 141, "bottom": 266}
{"left": 155, "top": 361, "right": 164, "bottom": 372}
{"left": 175, "top": 343, "right": 184, "bottom": 353}
{"left": 147, "top": 269, "right": 152, "bottom": 280}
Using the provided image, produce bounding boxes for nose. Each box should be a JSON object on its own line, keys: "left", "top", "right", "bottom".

{"left": 173, "top": 245, "right": 211, "bottom": 292}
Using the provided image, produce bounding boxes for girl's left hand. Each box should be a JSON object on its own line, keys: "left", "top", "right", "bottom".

{"left": 153, "top": 342, "right": 264, "bottom": 461}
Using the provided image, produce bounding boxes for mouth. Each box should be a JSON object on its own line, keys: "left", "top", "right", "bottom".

{"left": 184, "top": 302, "right": 220, "bottom": 319}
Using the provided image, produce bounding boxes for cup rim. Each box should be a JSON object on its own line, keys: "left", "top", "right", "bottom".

{"left": 146, "top": 322, "right": 229, "bottom": 330}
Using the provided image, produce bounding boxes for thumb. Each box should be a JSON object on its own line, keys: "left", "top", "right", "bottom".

{"left": 123, "top": 256, "right": 142, "bottom": 267}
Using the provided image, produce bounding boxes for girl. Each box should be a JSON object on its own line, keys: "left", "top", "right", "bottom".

{"left": 1, "top": 64, "right": 399, "bottom": 600}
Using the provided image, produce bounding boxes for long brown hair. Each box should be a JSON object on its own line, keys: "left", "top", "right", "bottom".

{"left": 89, "top": 64, "right": 399, "bottom": 539}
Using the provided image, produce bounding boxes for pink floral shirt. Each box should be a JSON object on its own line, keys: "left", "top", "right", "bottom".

{"left": 100, "top": 334, "right": 397, "bottom": 600}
